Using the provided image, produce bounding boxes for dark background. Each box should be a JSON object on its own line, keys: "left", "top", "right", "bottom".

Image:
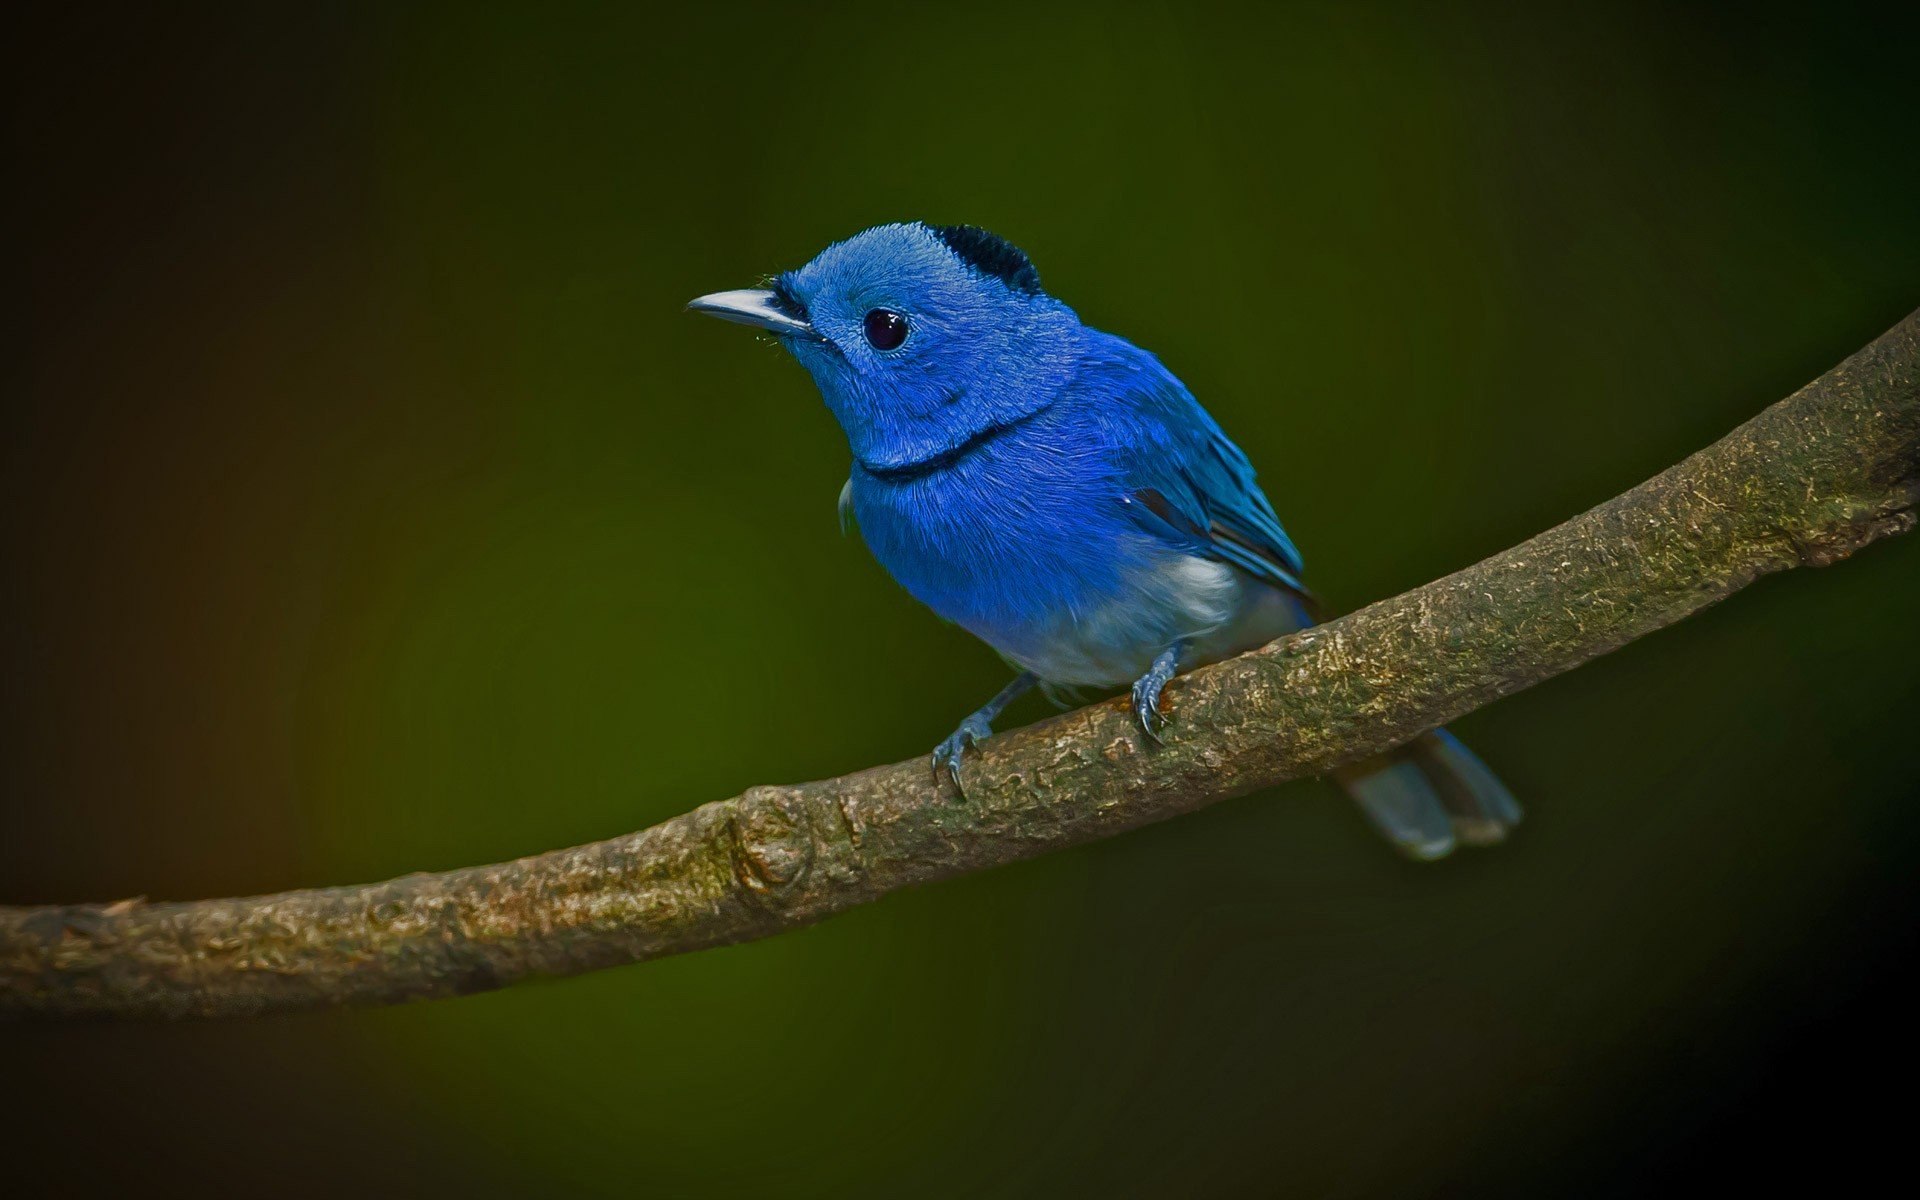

{"left": 6, "top": 3, "right": 1918, "bottom": 1196}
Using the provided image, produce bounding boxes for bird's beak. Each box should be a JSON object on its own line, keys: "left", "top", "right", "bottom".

{"left": 685, "top": 288, "right": 819, "bottom": 339}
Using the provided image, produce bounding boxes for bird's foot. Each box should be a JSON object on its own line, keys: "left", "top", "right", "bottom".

{"left": 929, "top": 672, "right": 1038, "bottom": 796}
{"left": 1129, "top": 644, "right": 1184, "bottom": 745}
{"left": 932, "top": 713, "right": 996, "bottom": 793}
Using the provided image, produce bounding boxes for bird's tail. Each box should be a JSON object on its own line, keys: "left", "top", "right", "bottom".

{"left": 1333, "top": 728, "right": 1521, "bottom": 860}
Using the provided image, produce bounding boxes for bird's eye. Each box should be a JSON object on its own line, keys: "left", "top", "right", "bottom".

{"left": 863, "top": 308, "right": 909, "bottom": 351}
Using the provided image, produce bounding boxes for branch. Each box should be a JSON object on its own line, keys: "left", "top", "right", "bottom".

{"left": 6, "top": 309, "right": 1917, "bottom": 1021}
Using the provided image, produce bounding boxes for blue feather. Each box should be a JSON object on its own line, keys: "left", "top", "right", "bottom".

{"left": 691, "top": 221, "right": 1519, "bottom": 858}
{"left": 1078, "top": 331, "right": 1312, "bottom": 601}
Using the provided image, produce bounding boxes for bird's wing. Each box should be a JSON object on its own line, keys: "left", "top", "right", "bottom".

{"left": 1110, "top": 357, "right": 1314, "bottom": 605}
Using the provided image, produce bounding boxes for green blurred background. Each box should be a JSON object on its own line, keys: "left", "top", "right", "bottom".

{"left": 7, "top": 2, "right": 1918, "bottom": 1195}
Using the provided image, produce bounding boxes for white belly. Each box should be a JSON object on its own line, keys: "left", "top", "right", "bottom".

{"left": 988, "top": 555, "right": 1303, "bottom": 688}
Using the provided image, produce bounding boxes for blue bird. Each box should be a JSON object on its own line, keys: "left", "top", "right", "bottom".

{"left": 690, "top": 223, "right": 1520, "bottom": 859}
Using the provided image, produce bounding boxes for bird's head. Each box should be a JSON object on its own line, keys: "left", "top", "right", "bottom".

{"left": 689, "top": 223, "right": 1082, "bottom": 474}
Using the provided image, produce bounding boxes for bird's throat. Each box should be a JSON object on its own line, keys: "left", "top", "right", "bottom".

{"left": 856, "top": 397, "right": 1057, "bottom": 483}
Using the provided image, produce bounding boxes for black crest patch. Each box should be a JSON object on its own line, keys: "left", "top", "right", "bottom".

{"left": 926, "top": 224, "right": 1042, "bottom": 294}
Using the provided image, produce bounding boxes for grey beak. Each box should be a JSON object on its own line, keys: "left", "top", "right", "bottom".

{"left": 686, "top": 288, "right": 818, "bottom": 339}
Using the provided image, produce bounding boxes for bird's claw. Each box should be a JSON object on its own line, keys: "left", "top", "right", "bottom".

{"left": 932, "top": 714, "right": 995, "bottom": 792}
{"left": 1131, "top": 674, "right": 1168, "bottom": 745}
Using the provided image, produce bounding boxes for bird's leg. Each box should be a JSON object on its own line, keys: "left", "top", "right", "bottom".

{"left": 1130, "top": 640, "right": 1188, "bottom": 744}
{"left": 932, "top": 671, "right": 1038, "bottom": 792}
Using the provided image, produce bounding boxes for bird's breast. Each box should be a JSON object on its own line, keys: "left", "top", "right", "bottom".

{"left": 849, "top": 434, "right": 1271, "bottom": 686}
{"left": 850, "top": 440, "right": 1133, "bottom": 635}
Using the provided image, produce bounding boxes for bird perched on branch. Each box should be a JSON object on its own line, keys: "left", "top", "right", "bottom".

{"left": 690, "top": 223, "right": 1519, "bottom": 859}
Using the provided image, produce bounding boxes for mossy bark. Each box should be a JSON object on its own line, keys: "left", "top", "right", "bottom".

{"left": 4, "top": 308, "right": 1916, "bottom": 1021}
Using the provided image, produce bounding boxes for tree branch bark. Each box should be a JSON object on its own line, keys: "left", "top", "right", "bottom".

{"left": 5, "top": 309, "right": 1917, "bottom": 1021}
